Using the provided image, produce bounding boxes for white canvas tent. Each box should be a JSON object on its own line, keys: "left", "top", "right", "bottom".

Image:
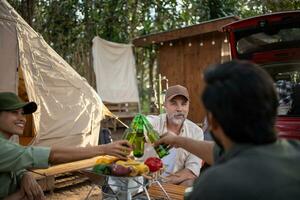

{"left": 0, "top": 0, "right": 108, "bottom": 147}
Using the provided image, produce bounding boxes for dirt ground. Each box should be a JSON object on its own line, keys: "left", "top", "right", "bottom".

{"left": 44, "top": 128, "right": 124, "bottom": 200}
{"left": 45, "top": 182, "right": 102, "bottom": 200}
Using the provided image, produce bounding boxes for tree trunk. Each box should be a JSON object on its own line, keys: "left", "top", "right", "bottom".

{"left": 20, "top": 0, "right": 35, "bottom": 26}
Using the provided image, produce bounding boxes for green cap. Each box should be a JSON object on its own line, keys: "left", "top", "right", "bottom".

{"left": 0, "top": 92, "right": 37, "bottom": 114}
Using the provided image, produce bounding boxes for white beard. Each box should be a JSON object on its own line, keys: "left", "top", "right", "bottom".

{"left": 171, "top": 118, "right": 184, "bottom": 125}
{"left": 167, "top": 113, "right": 186, "bottom": 125}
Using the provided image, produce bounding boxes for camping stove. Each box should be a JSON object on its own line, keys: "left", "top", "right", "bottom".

{"left": 84, "top": 170, "right": 170, "bottom": 200}
{"left": 83, "top": 170, "right": 151, "bottom": 200}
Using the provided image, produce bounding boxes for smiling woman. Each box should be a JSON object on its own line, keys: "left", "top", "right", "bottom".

{"left": 0, "top": 92, "right": 133, "bottom": 199}
{"left": 0, "top": 109, "right": 26, "bottom": 138}
{"left": 0, "top": 92, "right": 37, "bottom": 141}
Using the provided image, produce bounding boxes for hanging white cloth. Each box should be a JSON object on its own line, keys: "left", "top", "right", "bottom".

{"left": 92, "top": 36, "right": 139, "bottom": 103}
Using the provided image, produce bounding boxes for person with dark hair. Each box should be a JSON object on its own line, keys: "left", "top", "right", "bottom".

{"left": 156, "top": 60, "right": 300, "bottom": 200}
{"left": 0, "top": 92, "right": 131, "bottom": 200}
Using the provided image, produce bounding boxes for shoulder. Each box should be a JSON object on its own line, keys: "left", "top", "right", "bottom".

{"left": 147, "top": 114, "right": 166, "bottom": 125}
{"left": 281, "top": 139, "right": 300, "bottom": 149}
{"left": 146, "top": 114, "right": 165, "bottom": 131}
{"left": 146, "top": 114, "right": 161, "bottom": 122}
{"left": 184, "top": 119, "right": 203, "bottom": 139}
{"left": 188, "top": 167, "right": 228, "bottom": 199}
{"left": 185, "top": 119, "right": 202, "bottom": 131}
{"left": 0, "top": 136, "right": 23, "bottom": 149}
{"left": 188, "top": 164, "right": 251, "bottom": 200}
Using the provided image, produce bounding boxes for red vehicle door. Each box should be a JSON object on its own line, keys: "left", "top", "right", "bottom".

{"left": 223, "top": 11, "right": 300, "bottom": 140}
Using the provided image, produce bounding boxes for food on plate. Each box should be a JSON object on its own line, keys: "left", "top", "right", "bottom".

{"left": 95, "top": 155, "right": 119, "bottom": 165}
{"left": 93, "top": 164, "right": 111, "bottom": 175}
{"left": 116, "top": 159, "right": 149, "bottom": 176}
{"left": 92, "top": 157, "right": 157, "bottom": 177}
{"left": 135, "top": 163, "right": 150, "bottom": 175}
{"left": 115, "top": 159, "right": 141, "bottom": 167}
{"left": 144, "top": 157, "right": 163, "bottom": 172}
{"left": 111, "top": 163, "right": 132, "bottom": 176}
{"left": 128, "top": 165, "right": 139, "bottom": 176}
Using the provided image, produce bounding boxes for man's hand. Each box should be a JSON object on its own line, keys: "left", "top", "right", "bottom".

{"left": 163, "top": 174, "right": 182, "bottom": 185}
{"left": 154, "top": 131, "right": 179, "bottom": 148}
{"left": 20, "top": 172, "right": 45, "bottom": 200}
{"left": 102, "top": 140, "right": 132, "bottom": 159}
{"left": 163, "top": 169, "right": 196, "bottom": 186}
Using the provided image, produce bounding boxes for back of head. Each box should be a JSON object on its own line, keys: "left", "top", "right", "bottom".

{"left": 202, "top": 60, "right": 278, "bottom": 144}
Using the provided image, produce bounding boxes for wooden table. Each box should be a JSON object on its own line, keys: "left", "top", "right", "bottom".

{"left": 31, "top": 156, "right": 103, "bottom": 179}
{"left": 30, "top": 156, "right": 104, "bottom": 191}
{"left": 148, "top": 183, "right": 187, "bottom": 200}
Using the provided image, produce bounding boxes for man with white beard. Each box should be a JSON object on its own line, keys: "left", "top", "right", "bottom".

{"left": 144, "top": 85, "right": 203, "bottom": 186}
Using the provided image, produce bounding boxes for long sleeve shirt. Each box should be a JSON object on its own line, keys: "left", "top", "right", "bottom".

{"left": 0, "top": 133, "right": 50, "bottom": 198}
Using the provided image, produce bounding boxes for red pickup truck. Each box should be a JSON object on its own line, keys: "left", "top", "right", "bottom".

{"left": 223, "top": 11, "right": 300, "bottom": 140}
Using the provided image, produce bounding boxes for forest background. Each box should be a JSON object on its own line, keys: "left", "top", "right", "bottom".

{"left": 8, "top": 0, "right": 300, "bottom": 112}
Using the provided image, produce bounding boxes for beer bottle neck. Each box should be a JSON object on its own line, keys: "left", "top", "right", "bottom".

{"left": 136, "top": 126, "right": 144, "bottom": 136}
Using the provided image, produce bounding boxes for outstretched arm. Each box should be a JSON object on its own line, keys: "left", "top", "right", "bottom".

{"left": 49, "top": 140, "right": 131, "bottom": 165}
{"left": 155, "top": 133, "right": 215, "bottom": 165}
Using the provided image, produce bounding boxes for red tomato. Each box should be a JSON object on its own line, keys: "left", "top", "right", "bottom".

{"left": 144, "top": 157, "right": 163, "bottom": 172}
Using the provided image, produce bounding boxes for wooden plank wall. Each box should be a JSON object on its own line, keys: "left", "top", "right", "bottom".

{"left": 158, "top": 31, "right": 225, "bottom": 124}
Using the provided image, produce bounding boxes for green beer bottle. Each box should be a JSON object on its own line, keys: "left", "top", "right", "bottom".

{"left": 122, "top": 114, "right": 142, "bottom": 144}
{"left": 133, "top": 117, "right": 145, "bottom": 158}
{"left": 142, "top": 116, "right": 169, "bottom": 158}
{"left": 122, "top": 127, "right": 136, "bottom": 145}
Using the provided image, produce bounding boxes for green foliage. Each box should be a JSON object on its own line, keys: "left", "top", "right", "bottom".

{"left": 7, "top": 0, "right": 300, "bottom": 113}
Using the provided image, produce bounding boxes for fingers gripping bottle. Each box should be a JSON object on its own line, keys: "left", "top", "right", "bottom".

{"left": 142, "top": 116, "right": 169, "bottom": 158}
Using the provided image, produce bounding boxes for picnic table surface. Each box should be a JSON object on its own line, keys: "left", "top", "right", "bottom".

{"left": 31, "top": 156, "right": 102, "bottom": 179}
{"left": 148, "top": 182, "right": 187, "bottom": 200}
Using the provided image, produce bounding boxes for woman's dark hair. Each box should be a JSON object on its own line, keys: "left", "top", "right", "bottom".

{"left": 202, "top": 60, "right": 278, "bottom": 144}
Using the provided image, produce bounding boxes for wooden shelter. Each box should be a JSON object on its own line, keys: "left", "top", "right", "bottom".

{"left": 133, "top": 16, "right": 239, "bottom": 124}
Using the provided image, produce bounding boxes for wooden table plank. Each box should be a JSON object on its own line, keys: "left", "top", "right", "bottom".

{"left": 31, "top": 156, "right": 103, "bottom": 179}
{"left": 148, "top": 183, "right": 187, "bottom": 200}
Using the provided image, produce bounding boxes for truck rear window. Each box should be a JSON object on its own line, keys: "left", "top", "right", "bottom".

{"left": 236, "top": 27, "right": 300, "bottom": 55}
